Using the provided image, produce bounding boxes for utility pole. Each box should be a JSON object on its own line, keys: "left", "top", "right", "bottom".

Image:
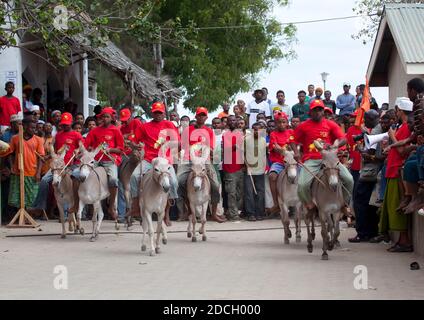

{"left": 153, "top": 31, "right": 169, "bottom": 118}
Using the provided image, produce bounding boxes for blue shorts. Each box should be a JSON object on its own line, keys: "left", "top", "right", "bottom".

{"left": 269, "top": 162, "right": 285, "bottom": 175}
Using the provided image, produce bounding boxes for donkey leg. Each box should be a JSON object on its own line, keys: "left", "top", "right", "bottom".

{"left": 145, "top": 212, "right": 156, "bottom": 256}
{"left": 187, "top": 212, "right": 192, "bottom": 238}
{"left": 201, "top": 203, "right": 207, "bottom": 242}
{"left": 282, "top": 204, "right": 291, "bottom": 245}
{"left": 96, "top": 202, "right": 104, "bottom": 238}
{"left": 74, "top": 200, "right": 84, "bottom": 235}
{"left": 90, "top": 202, "right": 98, "bottom": 242}
{"left": 334, "top": 212, "right": 341, "bottom": 248}
{"left": 295, "top": 204, "right": 302, "bottom": 242}
{"left": 155, "top": 213, "right": 163, "bottom": 254}
{"left": 305, "top": 211, "right": 313, "bottom": 253}
{"left": 141, "top": 211, "right": 148, "bottom": 252}
{"left": 191, "top": 209, "right": 197, "bottom": 242}
{"left": 58, "top": 204, "right": 66, "bottom": 239}
{"left": 321, "top": 219, "right": 329, "bottom": 260}
{"left": 161, "top": 220, "right": 168, "bottom": 245}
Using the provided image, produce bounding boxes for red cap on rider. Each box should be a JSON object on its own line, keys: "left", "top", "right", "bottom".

{"left": 120, "top": 108, "right": 131, "bottom": 122}
{"left": 274, "top": 111, "right": 288, "bottom": 121}
{"left": 195, "top": 107, "right": 208, "bottom": 116}
{"left": 100, "top": 107, "right": 116, "bottom": 117}
{"left": 309, "top": 99, "right": 325, "bottom": 110}
{"left": 60, "top": 112, "right": 73, "bottom": 126}
{"left": 152, "top": 102, "right": 166, "bottom": 114}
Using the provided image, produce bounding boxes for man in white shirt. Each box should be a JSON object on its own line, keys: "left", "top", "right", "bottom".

{"left": 247, "top": 89, "right": 270, "bottom": 128}
{"left": 270, "top": 90, "right": 293, "bottom": 120}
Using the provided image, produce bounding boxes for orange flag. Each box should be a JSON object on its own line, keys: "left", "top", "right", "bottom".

{"left": 355, "top": 78, "right": 371, "bottom": 127}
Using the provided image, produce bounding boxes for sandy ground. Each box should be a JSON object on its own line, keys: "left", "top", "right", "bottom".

{"left": 0, "top": 218, "right": 423, "bottom": 300}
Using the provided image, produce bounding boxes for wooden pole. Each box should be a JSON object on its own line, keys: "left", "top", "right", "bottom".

{"left": 7, "top": 124, "right": 40, "bottom": 228}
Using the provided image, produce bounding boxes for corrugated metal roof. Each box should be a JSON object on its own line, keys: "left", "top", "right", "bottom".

{"left": 385, "top": 4, "right": 424, "bottom": 64}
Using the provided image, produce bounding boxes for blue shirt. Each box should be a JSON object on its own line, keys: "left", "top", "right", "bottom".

{"left": 336, "top": 93, "right": 356, "bottom": 116}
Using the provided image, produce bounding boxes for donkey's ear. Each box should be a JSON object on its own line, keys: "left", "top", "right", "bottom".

{"left": 92, "top": 143, "right": 103, "bottom": 157}
{"left": 57, "top": 145, "right": 69, "bottom": 160}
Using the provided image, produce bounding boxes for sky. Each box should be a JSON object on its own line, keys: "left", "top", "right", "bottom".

{"left": 179, "top": 0, "right": 388, "bottom": 121}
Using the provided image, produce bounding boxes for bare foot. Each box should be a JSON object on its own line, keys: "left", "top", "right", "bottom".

{"left": 211, "top": 215, "right": 227, "bottom": 223}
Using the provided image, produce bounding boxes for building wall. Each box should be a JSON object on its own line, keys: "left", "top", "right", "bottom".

{"left": 388, "top": 46, "right": 424, "bottom": 105}
{"left": 0, "top": 47, "right": 22, "bottom": 101}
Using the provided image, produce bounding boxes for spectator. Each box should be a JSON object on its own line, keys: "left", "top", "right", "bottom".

{"left": 22, "top": 84, "right": 33, "bottom": 112}
{"left": 270, "top": 90, "right": 293, "bottom": 120}
{"left": 357, "top": 84, "right": 378, "bottom": 110}
{"left": 256, "top": 113, "right": 267, "bottom": 122}
{"left": 371, "top": 98, "right": 413, "bottom": 252}
{"left": 222, "top": 115, "right": 245, "bottom": 221}
{"left": 233, "top": 105, "right": 242, "bottom": 117}
{"left": 32, "top": 88, "right": 45, "bottom": 121}
{"left": 75, "top": 112, "right": 85, "bottom": 127}
{"left": 221, "top": 117, "right": 228, "bottom": 130}
{"left": 290, "top": 117, "right": 301, "bottom": 130}
{"left": 36, "top": 120, "right": 45, "bottom": 137}
{"left": 72, "top": 122, "right": 83, "bottom": 135}
{"left": 244, "top": 122, "right": 267, "bottom": 221}
{"left": 292, "top": 91, "right": 310, "bottom": 122}
{"left": 237, "top": 118, "right": 246, "bottom": 132}
{"left": 324, "top": 90, "right": 337, "bottom": 114}
{"left": 1, "top": 113, "right": 22, "bottom": 143}
{"left": 262, "top": 87, "right": 272, "bottom": 106}
{"left": 218, "top": 102, "right": 230, "bottom": 119}
{"left": 306, "top": 84, "right": 315, "bottom": 102}
{"left": 336, "top": 83, "right": 356, "bottom": 116}
{"left": 50, "top": 110, "right": 62, "bottom": 137}
{"left": 1, "top": 118, "right": 44, "bottom": 209}
{"left": 83, "top": 116, "right": 97, "bottom": 137}
{"left": 0, "top": 81, "right": 21, "bottom": 134}
{"left": 314, "top": 87, "right": 324, "bottom": 100}
{"left": 247, "top": 89, "right": 271, "bottom": 128}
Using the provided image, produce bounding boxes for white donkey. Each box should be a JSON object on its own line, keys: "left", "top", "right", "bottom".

{"left": 186, "top": 145, "right": 211, "bottom": 242}
{"left": 310, "top": 140, "right": 345, "bottom": 260}
{"left": 77, "top": 144, "right": 110, "bottom": 242}
{"left": 140, "top": 157, "right": 172, "bottom": 256}
{"left": 277, "top": 148, "right": 303, "bottom": 244}
{"left": 50, "top": 146, "right": 84, "bottom": 238}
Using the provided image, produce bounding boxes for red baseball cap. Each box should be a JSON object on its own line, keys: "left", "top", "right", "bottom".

{"left": 60, "top": 112, "right": 73, "bottom": 126}
{"left": 195, "top": 107, "right": 208, "bottom": 116}
{"left": 100, "top": 107, "right": 116, "bottom": 117}
{"left": 274, "top": 111, "right": 288, "bottom": 121}
{"left": 120, "top": 108, "right": 131, "bottom": 121}
{"left": 152, "top": 102, "right": 165, "bottom": 113}
{"left": 310, "top": 99, "right": 325, "bottom": 110}
{"left": 324, "top": 107, "right": 333, "bottom": 115}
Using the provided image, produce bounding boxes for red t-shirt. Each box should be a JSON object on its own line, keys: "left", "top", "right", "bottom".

{"left": 135, "top": 120, "right": 179, "bottom": 163}
{"left": 345, "top": 126, "right": 363, "bottom": 171}
{"left": 181, "top": 125, "right": 215, "bottom": 162}
{"left": 269, "top": 129, "right": 294, "bottom": 164}
{"left": 386, "top": 124, "right": 411, "bottom": 179}
{"left": 54, "top": 130, "right": 83, "bottom": 164}
{"left": 294, "top": 118, "right": 344, "bottom": 162}
{"left": 0, "top": 96, "right": 21, "bottom": 126}
{"left": 84, "top": 125, "right": 125, "bottom": 165}
{"left": 222, "top": 129, "right": 244, "bottom": 173}
{"left": 120, "top": 119, "right": 143, "bottom": 155}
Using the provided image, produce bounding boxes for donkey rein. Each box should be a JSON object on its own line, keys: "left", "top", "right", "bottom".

{"left": 58, "top": 153, "right": 77, "bottom": 177}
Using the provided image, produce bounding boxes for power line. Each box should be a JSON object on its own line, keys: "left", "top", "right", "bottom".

{"left": 161, "top": 14, "right": 378, "bottom": 31}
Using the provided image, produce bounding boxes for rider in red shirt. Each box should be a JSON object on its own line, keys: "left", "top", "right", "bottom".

{"left": 290, "top": 99, "right": 354, "bottom": 213}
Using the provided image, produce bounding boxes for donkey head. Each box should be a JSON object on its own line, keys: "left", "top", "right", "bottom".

{"left": 283, "top": 147, "right": 298, "bottom": 184}
{"left": 127, "top": 142, "right": 145, "bottom": 165}
{"left": 191, "top": 160, "right": 207, "bottom": 192}
{"left": 151, "top": 157, "right": 172, "bottom": 193}
{"left": 50, "top": 145, "right": 68, "bottom": 187}
{"left": 314, "top": 140, "right": 340, "bottom": 192}
{"left": 78, "top": 143, "right": 102, "bottom": 182}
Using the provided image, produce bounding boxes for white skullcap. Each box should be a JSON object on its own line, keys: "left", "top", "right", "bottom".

{"left": 395, "top": 97, "right": 413, "bottom": 112}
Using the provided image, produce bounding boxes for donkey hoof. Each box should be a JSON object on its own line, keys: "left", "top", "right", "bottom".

{"left": 312, "top": 233, "right": 316, "bottom": 241}
{"left": 187, "top": 232, "right": 192, "bottom": 238}
{"left": 149, "top": 250, "right": 156, "bottom": 257}
{"left": 334, "top": 240, "right": 341, "bottom": 248}
{"left": 80, "top": 228, "right": 85, "bottom": 235}
{"left": 328, "top": 242, "right": 334, "bottom": 251}
{"left": 162, "top": 238, "right": 168, "bottom": 245}
{"left": 307, "top": 244, "right": 313, "bottom": 253}
{"left": 202, "top": 235, "right": 207, "bottom": 242}
{"left": 90, "top": 236, "right": 97, "bottom": 242}
{"left": 321, "top": 253, "right": 329, "bottom": 261}
{"left": 192, "top": 237, "right": 197, "bottom": 243}
{"left": 155, "top": 247, "right": 161, "bottom": 254}
{"left": 61, "top": 234, "right": 66, "bottom": 239}
{"left": 296, "top": 236, "right": 301, "bottom": 243}
{"left": 287, "top": 230, "right": 292, "bottom": 239}
{"left": 141, "top": 244, "right": 147, "bottom": 252}
{"left": 115, "top": 223, "right": 120, "bottom": 231}
{"left": 284, "top": 238, "right": 290, "bottom": 245}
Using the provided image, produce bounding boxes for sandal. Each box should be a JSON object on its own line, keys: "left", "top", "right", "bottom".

{"left": 387, "top": 244, "right": 413, "bottom": 253}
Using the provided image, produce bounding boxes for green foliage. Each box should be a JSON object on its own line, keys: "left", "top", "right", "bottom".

{"left": 352, "top": 0, "right": 424, "bottom": 44}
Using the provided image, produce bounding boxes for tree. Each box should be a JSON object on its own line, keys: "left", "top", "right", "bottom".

{"left": 353, "top": 0, "right": 424, "bottom": 44}
{"left": 95, "top": 0, "right": 297, "bottom": 112}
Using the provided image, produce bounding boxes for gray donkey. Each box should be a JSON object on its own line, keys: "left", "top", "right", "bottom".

{"left": 277, "top": 148, "right": 302, "bottom": 244}
{"left": 50, "top": 145, "right": 84, "bottom": 238}
{"left": 310, "top": 140, "right": 345, "bottom": 260}
{"left": 76, "top": 144, "right": 110, "bottom": 241}
{"left": 140, "top": 157, "right": 172, "bottom": 256}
